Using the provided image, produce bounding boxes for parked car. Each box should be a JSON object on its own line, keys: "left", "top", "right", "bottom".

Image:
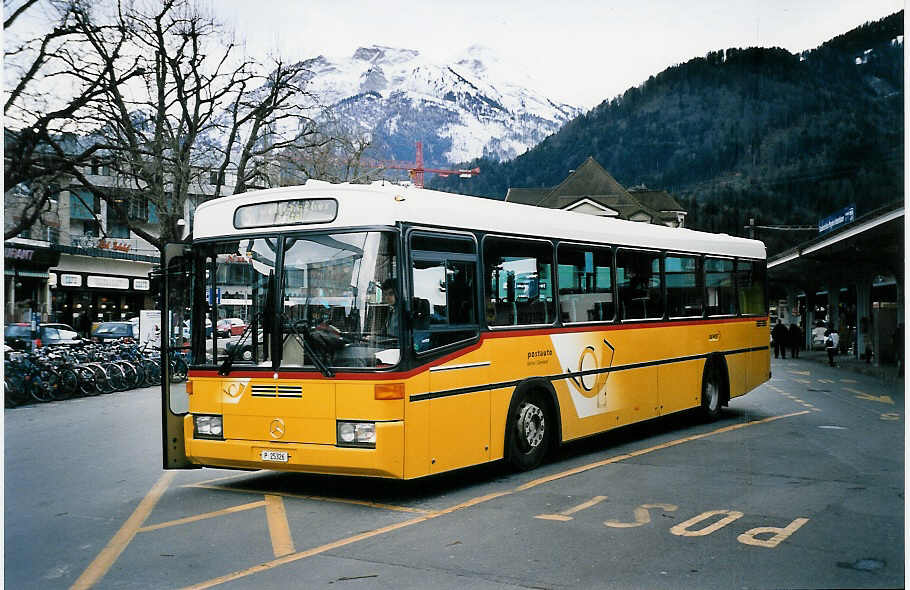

{"left": 5, "top": 323, "right": 84, "bottom": 350}
{"left": 92, "top": 321, "right": 139, "bottom": 342}
{"left": 39, "top": 323, "right": 84, "bottom": 346}
{"left": 225, "top": 330, "right": 264, "bottom": 361}
{"left": 182, "top": 318, "right": 214, "bottom": 339}
{"left": 217, "top": 318, "right": 246, "bottom": 337}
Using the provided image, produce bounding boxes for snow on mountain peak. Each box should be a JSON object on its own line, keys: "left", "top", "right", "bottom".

{"left": 299, "top": 44, "right": 580, "bottom": 164}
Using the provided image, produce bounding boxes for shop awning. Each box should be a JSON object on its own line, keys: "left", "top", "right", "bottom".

{"left": 5, "top": 269, "right": 49, "bottom": 279}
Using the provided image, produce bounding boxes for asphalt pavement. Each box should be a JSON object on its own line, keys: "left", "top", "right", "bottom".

{"left": 4, "top": 356, "right": 904, "bottom": 589}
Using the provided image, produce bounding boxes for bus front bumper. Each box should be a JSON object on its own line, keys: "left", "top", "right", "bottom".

{"left": 185, "top": 419, "right": 405, "bottom": 478}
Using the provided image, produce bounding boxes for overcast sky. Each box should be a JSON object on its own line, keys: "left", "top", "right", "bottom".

{"left": 217, "top": 0, "right": 904, "bottom": 109}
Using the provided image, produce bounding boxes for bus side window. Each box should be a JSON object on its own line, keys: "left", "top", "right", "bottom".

{"left": 410, "top": 233, "right": 479, "bottom": 353}
{"left": 616, "top": 249, "right": 663, "bottom": 321}
{"left": 665, "top": 254, "right": 704, "bottom": 318}
{"left": 736, "top": 259, "right": 767, "bottom": 315}
{"left": 706, "top": 257, "right": 736, "bottom": 316}
{"left": 483, "top": 237, "right": 555, "bottom": 327}
{"left": 557, "top": 243, "right": 614, "bottom": 323}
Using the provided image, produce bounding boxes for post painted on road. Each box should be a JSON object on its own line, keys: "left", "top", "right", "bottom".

{"left": 605, "top": 503, "right": 679, "bottom": 528}
{"left": 738, "top": 518, "right": 810, "bottom": 548}
{"left": 669, "top": 510, "right": 744, "bottom": 537}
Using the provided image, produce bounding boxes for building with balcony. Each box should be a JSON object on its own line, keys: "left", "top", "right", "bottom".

{"left": 4, "top": 162, "right": 235, "bottom": 328}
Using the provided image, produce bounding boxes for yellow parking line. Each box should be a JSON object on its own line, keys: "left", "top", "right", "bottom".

{"left": 265, "top": 495, "right": 295, "bottom": 557}
{"left": 139, "top": 500, "right": 267, "bottom": 532}
{"left": 183, "top": 473, "right": 263, "bottom": 488}
{"left": 516, "top": 411, "right": 810, "bottom": 492}
{"left": 183, "top": 492, "right": 511, "bottom": 590}
{"left": 535, "top": 495, "right": 607, "bottom": 521}
{"left": 193, "top": 484, "right": 431, "bottom": 514}
{"left": 71, "top": 471, "right": 176, "bottom": 590}
{"left": 183, "top": 411, "right": 809, "bottom": 589}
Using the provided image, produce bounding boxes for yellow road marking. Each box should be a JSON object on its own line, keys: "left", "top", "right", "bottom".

{"left": 182, "top": 492, "right": 511, "bottom": 590}
{"left": 670, "top": 509, "right": 744, "bottom": 537}
{"left": 817, "top": 379, "right": 834, "bottom": 384}
{"left": 70, "top": 471, "right": 176, "bottom": 590}
{"left": 139, "top": 501, "right": 267, "bottom": 532}
{"left": 516, "top": 411, "right": 810, "bottom": 492}
{"left": 880, "top": 413, "right": 901, "bottom": 421}
{"left": 605, "top": 503, "right": 678, "bottom": 528}
{"left": 795, "top": 379, "right": 811, "bottom": 385}
{"left": 788, "top": 370, "right": 811, "bottom": 376}
{"left": 183, "top": 411, "right": 809, "bottom": 589}
{"left": 183, "top": 473, "right": 263, "bottom": 488}
{"left": 193, "top": 484, "right": 431, "bottom": 514}
{"left": 853, "top": 392, "right": 894, "bottom": 405}
{"left": 535, "top": 495, "right": 607, "bottom": 521}
{"left": 265, "top": 495, "right": 295, "bottom": 557}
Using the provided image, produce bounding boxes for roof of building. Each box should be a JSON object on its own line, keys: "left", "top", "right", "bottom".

{"left": 630, "top": 188, "right": 686, "bottom": 212}
{"left": 503, "top": 187, "right": 551, "bottom": 206}
{"left": 504, "top": 157, "right": 678, "bottom": 224}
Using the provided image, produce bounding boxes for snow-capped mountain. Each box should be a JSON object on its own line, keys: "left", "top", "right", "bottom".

{"left": 297, "top": 45, "right": 580, "bottom": 165}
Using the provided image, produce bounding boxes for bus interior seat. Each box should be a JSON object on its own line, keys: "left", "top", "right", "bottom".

{"left": 411, "top": 297, "right": 430, "bottom": 329}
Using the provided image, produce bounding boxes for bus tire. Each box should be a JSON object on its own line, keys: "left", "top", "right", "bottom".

{"left": 700, "top": 361, "right": 724, "bottom": 421}
{"left": 505, "top": 389, "right": 551, "bottom": 471}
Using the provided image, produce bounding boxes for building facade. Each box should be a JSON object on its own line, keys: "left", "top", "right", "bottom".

{"left": 5, "top": 164, "right": 230, "bottom": 329}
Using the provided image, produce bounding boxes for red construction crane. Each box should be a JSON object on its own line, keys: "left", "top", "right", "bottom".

{"left": 382, "top": 141, "right": 479, "bottom": 188}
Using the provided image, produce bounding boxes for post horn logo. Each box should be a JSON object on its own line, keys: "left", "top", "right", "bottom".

{"left": 269, "top": 418, "right": 286, "bottom": 439}
{"left": 568, "top": 339, "right": 615, "bottom": 400}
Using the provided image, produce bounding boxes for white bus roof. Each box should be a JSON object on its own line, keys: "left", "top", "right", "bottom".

{"left": 193, "top": 180, "right": 766, "bottom": 259}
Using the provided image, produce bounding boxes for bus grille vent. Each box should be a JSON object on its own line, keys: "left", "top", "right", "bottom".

{"left": 251, "top": 384, "right": 303, "bottom": 398}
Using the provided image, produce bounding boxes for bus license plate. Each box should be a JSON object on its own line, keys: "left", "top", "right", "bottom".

{"left": 261, "top": 450, "right": 289, "bottom": 462}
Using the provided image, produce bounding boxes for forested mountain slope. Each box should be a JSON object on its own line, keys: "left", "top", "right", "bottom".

{"left": 430, "top": 12, "right": 903, "bottom": 255}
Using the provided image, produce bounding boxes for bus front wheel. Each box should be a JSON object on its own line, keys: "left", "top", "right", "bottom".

{"left": 700, "top": 364, "right": 724, "bottom": 421}
{"left": 506, "top": 390, "right": 551, "bottom": 471}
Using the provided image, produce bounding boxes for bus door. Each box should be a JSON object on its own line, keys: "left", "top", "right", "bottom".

{"left": 409, "top": 231, "right": 488, "bottom": 473}
{"left": 161, "top": 243, "right": 199, "bottom": 470}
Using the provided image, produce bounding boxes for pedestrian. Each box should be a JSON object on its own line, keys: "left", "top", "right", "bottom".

{"left": 825, "top": 327, "right": 839, "bottom": 367}
{"left": 788, "top": 321, "right": 801, "bottom": 359}
{"left": 893, "top": 322, "right": 904, "bottom": 377}
{"left": 772, "top": 319, "right": 787, "bottom": 359}
{"left": 77, "top": 311, "right": 92, "bottom": 339}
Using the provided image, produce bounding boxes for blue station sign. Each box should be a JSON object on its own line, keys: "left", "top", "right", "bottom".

{"left": 818, "top": 204, "right": 856, "bottom": 234}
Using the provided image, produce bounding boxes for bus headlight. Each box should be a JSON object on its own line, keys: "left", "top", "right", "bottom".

{"left": 336, "top": 421, "right": 376, "bottom": 447}
{"left": 194, "top": 414, "right": 223, "bottom": 439}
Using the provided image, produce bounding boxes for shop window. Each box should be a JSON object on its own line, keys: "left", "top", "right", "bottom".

{"left": 106, "top": 207, "right": 130, "bottom": 238}
{"left": 70, "top": 190, "right": 96, "bottom": 220}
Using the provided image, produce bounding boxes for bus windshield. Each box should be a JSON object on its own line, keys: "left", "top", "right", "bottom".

{"left": 196, "top": 231, "right": 399, "bottom": 370}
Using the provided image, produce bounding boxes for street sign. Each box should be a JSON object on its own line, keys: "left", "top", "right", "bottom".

{"left": 818, "top": 205, "right": 856, "bottom": 234}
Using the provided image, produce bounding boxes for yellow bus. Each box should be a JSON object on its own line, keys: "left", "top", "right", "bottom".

{"left": 161, "top": 180, "right": 769, "bottom": 478}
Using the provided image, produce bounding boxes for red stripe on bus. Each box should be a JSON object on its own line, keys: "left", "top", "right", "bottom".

{"left": 187, "top": 316, "right": 767, "bottom": 381}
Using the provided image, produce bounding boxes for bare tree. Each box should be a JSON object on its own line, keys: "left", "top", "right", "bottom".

{"left": 279, "top": 121, "right": 376, "bottom": 185}
{"left": 6, "top": 0, "right": 350, "bottom": 250}
{"left": 3, "top": 0, "right": 142, "bottom": 239}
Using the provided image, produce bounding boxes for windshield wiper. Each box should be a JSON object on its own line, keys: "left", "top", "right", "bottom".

{"left": 282, "top": 314, "right": 335, "bottom": 378}
{"left": 218, "top": 311, "right": 263, "bottom": 376}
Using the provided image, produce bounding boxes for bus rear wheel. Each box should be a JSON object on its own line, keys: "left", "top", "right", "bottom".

{"left": 506, "top": 390, "right": 551, "bottom": 471}
{"left": 700, "top": 364, "right": 724, "bottom": 421}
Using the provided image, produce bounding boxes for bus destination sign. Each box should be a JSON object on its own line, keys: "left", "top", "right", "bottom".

{"left": 234, "top": 198, "right": 338, "bottom": 229}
